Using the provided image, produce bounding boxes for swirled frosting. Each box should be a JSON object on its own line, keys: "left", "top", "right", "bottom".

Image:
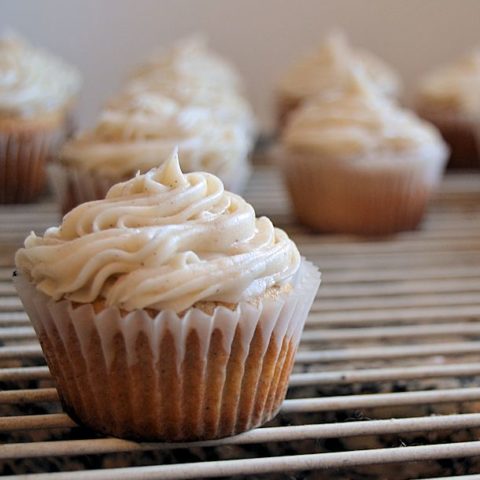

{"left": 0, "top": 32, "right": 81, "bottom": 117}
{"left": 283, "top": 69, "right": 444, "bottom": 158}
{"left": 123, "top": 81, "right": 255, "bottom": 136}
{"left": 16, "top": 151, "right": 300, "bottom": 312}
{"left": 278, "top": 31, "right": 400, "bottom": 101}
{"left": 417, "top": 50, "right": 480, "bottom": 115}
{"left": 125, "top": 37, "right": 255, "bottom": 134}
{"left": 60, "top": 90, "right": 251, "bottom": 179}
{"left": 129, "top": 36, "right": 242, "bottom": 93}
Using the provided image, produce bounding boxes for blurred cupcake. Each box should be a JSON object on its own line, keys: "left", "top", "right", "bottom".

{"left": 51, "top": 90, "right": 251, "bottom": 213}
{"left": 416, "top": 49, "right": 480, "bottom": 169}
{"left": 276, "top": 31, "right": 400, "bottom": 129}
{"left": 130, "top": 36, "right": 242, "bottom": 93}
{"left": 14, "top": 150, "right": 320, "bottom": 441}
{"left": 279, "top": 70, "right": 448, "bottom": 235}
{"left": 0, "top": 32, "right": 81, "bottom": 203}
{"left": 126, "top": 37, "right": 256, "bottom": 140}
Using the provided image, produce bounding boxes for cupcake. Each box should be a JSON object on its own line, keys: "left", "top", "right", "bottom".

{"left": 0, "top": 32, "right": 81, "bottom": 203}
{"left": 279, "top": 69, "right": 448, "bottom": 235}
{"left": 126, "top": 37, "right": 256, "bottom": 140}
{"left": 14, "top": 150, "right": 320, "bottom": 441}
{"left": 51, "top": 90, "right": 251, "bottom": 213}
{"left": 276, "top": 31, "right": 400, "bottom": 129}
{"left": 415, "top": 49, "right": 480, "bottom": 169}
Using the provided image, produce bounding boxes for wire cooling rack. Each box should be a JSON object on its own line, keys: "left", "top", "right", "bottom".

{"left": 2, "top": 166, "right": 480, "bottom": 478}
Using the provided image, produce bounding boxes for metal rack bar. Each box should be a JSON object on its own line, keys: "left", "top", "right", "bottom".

{"left": 2, "top": 413, "right": 480, "bottom": 460}
{"left": 3, "top": 442, "right": 480, "bottom": 480}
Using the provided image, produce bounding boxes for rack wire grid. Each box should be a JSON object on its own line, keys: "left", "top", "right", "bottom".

{"left": 2, "top": 165, "right": 480, "bottom": 479}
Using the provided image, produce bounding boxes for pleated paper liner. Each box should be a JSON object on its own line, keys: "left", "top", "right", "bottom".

{"left": 276, "top": 147, "right": 447, "bottom": 235}
{"left": 14, "top": 259, "right": 320, "bottom": 441}
{"left": 48, "top": 163, "right": 119, "bottom": 214}
{"left": 0, "top": 109, "right": 71, "bottom": 203}
{"left": 416, "top": 109, "right": 480, "bottom": 169}
{"left": 0, "top": 129, "right": 56, "bottom": 204}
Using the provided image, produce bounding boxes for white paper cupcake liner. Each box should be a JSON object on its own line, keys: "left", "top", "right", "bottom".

{"left": 14, "top": 259, "right": 320, "bottom": 441}
{"left": 277, "top": 146, "right": 447, "bottom": 235}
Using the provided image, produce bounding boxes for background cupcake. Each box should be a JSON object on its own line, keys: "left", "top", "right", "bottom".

{"left": 15, "top": 151, "right": 320, "bottom": 441}
{"left": 0, "top": 32, "right": 81, "bottom": 203}
{"left": 279, "top": 69, "right": 448, "bottom": 235}
{"left": 126, "top": 37, "right": 257, "bottom": 141}
{"left": 415, "top": 49, "right": 480, "bottom": 169}
{"left": 276, "top": 31, "right": 400, "bottom": 130}
{"left": 129, "top": 36, "right": 243, "bottom": 92}
{"left": 52, "top": 90, "right": 251, "bottom": 213}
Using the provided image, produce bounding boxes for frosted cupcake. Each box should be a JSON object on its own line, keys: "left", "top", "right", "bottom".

{"left": 279, "top": 70, "right": 448, "bottom": 235}
{"left": 126, "top": 37, "right": 256, "bottom": 140}
{"left": 416, "top": 49, "right": 480, "bottom": 168}
{"left": 14, "top": 150, "right": 320, "bottom": 441}
{"left": 0, "top": 32, "right": 81, "bottom": 203}
{"left": 277, "top": 31, "right": 400, "bottom": 129}
{"left": 52, "top": 90, "right": 251, "bottom": 213}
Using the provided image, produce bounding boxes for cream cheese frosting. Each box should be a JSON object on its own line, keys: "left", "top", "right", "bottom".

{"left": 60, "top": 90, "right": 251, "bottom": 180}
{"left": 0, "top": 32, "right": 81, "bottom": 117}
{"left": 125, "top": 37, "right": 255, "bottom": 135}
{"left": 278, "top": 31, "right": 400, "bottom": 101}
{"left": 129, "top": 36, "right": 242, "bottom": 93}
{"left": 123, "top": 81, "right": 256, "bottom": 136}
{"left": 417, "top": 50, "right": 480, "bottom": 115}
{"left": 283, "top": 69, "right": 444, "bottom": 158}
{"left": 16, "top": 151, "right": 300, "bottom": 312}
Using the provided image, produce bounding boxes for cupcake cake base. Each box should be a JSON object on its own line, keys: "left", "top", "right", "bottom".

{"left": 14, "top": 260, "right": 319, "bottom": 441}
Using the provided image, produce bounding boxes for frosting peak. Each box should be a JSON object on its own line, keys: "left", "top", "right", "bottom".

{"left": 417, "top": 50, "right": 480, "bottom": 115}
{"left": 0, "top": 31, "right": 81, "bottom": 117}
{"left": 278, "top": 31, "right": 400, "bottom": 100}
{"left": 129, "top": 36, "right": 242, "bottom": 93}
{"left": 16, "top": 152, "right": 300, "bottom": 312}
{"left": 124, "top": 37, "right": 255, "bottom": 135}
{"left": 283, "top": 70, "right": 445, "bottom": 158}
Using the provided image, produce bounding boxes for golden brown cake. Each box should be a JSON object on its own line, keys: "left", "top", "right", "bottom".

{"left": 14, "top": 150, "right": 320, "bottom": 441}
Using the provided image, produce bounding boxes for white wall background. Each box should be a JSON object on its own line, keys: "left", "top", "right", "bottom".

{"left": 2, "top": 0, "right": 480, "bottom": 131}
